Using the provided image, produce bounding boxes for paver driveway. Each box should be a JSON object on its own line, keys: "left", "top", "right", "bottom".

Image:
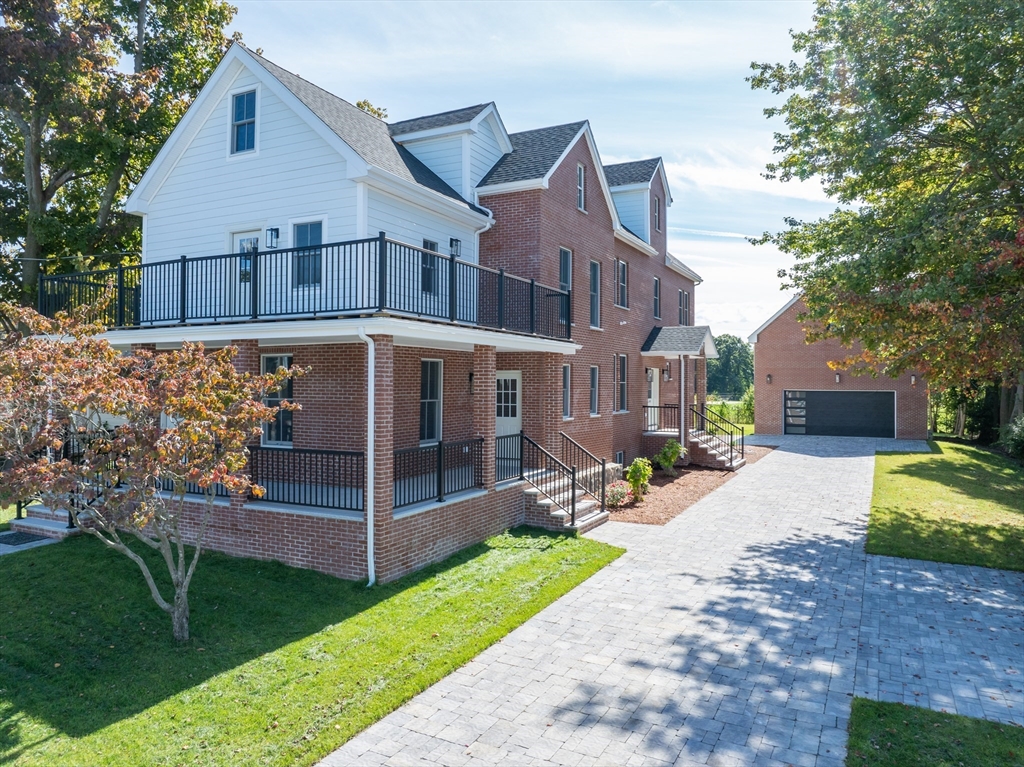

{"left": 322, "top": 436, "right": 1024, "bottom": 767}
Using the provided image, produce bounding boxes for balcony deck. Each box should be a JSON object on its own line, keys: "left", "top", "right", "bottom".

{"left": 39, "top": 233, "right": 572, "bottom": 342}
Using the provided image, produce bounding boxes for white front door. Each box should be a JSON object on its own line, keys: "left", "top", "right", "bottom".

{"left": 496, "top": 371, "right": 523, "bottom": 436}
{"left": 228, "top": 231, "right": 259, "bottom": 318}
{"left": 646, "top": 368, "right": 660, "bottom": 430}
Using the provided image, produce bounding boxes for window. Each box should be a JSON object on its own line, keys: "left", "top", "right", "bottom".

{"left": 589, "top": 366, "right": 599, "bottom": 415}
{"left": 562, "top": 365, "right": 571, "bottom": 419}
{"left": 292, "top": 222, "right": 322, "bottom": 288}
{"left": 615, "top": 450, "right": 624, "bottom": 465}
{"left": 679, "top": 290, "right": 690, "bottom": 326}
{"left": 262, "top": 355, "right": 293, "bottom": 445}
{"left": 576, "top": 164, "right": 586, "bottom": 211}
{"left": 654, "top": 196, "right": 661, "bottom": 232}
{"left": 422, "top": 239, "right": 439, "bottom": 295}
{"left": 449, "top": 238, "right": 461, "bottom": 258}
{"left": 614, "top": 354, "right": 627, "bottom": 412}
{"left": 589, "top": 261, "right": 600, "bottom": 327}
{"left": 653, "top": 277, "right": 661, "bottom": 319}
{"left": 419, "top": 360, "right": 442, "bottom": 443}
{"left": 559, "top": 247, "right": 572, "bottom": 291}
{"left": 678, "top": 290, "right": 684, "bottom": 325}
{"left": 237, "top": 235, "right": 258, "bottom": 283}
{"left": 615, "top": 259, "right": 628, "bottom": 308}
{"left": 232, "top": 91, "right": 256, "bottom": 154}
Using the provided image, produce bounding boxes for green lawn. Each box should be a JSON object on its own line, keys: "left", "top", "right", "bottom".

{"left": 0, "top": 527, "right": 622, "bottom": 766}
{"left": 847, "top": 698, "right": 1024, "bottom": 766}
{"left": 868, "top": 441, "right": 1024, "bottom": 570}
{"left": 0, "top": 504, "right": 15, "bottom": 532}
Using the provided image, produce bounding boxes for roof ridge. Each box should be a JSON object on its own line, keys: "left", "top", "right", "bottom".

{"left": 390, "top": 102, "right": 491, "bottom": 128}
{"left": 507, "top": 120, "right": 587, "bottom": 138}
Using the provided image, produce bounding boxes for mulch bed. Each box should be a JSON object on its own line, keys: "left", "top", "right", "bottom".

{"left": 608, "top": 445, "right": 774, "bottom": 526}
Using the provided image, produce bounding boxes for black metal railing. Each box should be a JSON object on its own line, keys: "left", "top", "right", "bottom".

{"left": 689, "top": 406, "right": 745, "bottom": 467}
{"left": 160, "top": 477, "right": 229, "bottom": 499}
{"left": 642, "top": 404, "right": 680, "bottom": 433}
{"left": 522, "top": 434, "right": 578, "bottom": 526}
{"left": 495, "top": 432, "right": 523, "bottom": 483}
{"left": 393, "top": 438, "right": 483, "bottom": 509}
{"left": 559, "top": 432, "right": 606, "bottom": 512}
{"left": 38, "top": 233, "right": 572, "bottom": 342}
{"left": 249, "top": 446, "right": 365, "bottom": 511}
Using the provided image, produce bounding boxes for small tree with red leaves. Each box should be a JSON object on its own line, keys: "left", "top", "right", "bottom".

{"left": 0, "top": 304, "right": 300, "bottom": 642}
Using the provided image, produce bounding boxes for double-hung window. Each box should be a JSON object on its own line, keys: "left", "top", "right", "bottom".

{"left": 292, "top": 221, "right": 322, "bottom": 288}
{"left": 559, "top": 248, "right": 572, "bottom": 291}
{"left": 615, "top": 259, "right": 628, "bottom": 308}
{"left": 419, "top": 360, "right": 442, "bottom": 443}
{"left": 562, "top": 365, "right": 571, "bottom": 419}
{"left": 679, "top": 289, "right": 690, "bottom": 326}
{"left": 422, "top": 239, "right": 439, "bottom": 295}
{"left": 576, "top": 164, "right": 586, "bottom": 211}
{"left": 614, "top": 354, "right": 627, "bottom": 412}
{"left": 262, "top": 355, "right": 293, "bottom": 445}
{"left": 654, "top": 196, "right": 661, "bottom": 232}
{"left": 653, "top": 277, "right": 661, "bottom": 319}
{"left": 589, "top": 366, "right": 599, "bottom": 415}
{"left": 232, "top": 91, "right": 256, "bottom": 154}
{"left": 589, "top": 261, "right": 600, "bottom": 327}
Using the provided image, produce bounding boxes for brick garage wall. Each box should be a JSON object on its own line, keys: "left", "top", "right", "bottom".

{"left": 753, "top": 299, "right": 928, "bottom": 439}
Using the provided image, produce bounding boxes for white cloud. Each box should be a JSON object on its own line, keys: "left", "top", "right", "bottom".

{"left": 665, "top": 149, "right": 832, "bottom": 204}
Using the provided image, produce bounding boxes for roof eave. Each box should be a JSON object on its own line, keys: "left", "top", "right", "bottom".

{"left": 748, "top": 293, "right": 803, "bottom": 343}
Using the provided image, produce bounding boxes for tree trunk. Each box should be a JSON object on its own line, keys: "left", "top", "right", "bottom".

{"left": 171, "top": 588, "right": 190, "bottom": 642}
{"left": 1013, "top": 372, "right": 1024, "bottom": 422}
{"left": 1000, "top": 379, "right": 1012, "bottom": 428}
{"left": 954, "top": 404, "right": 966, "bottom": 438}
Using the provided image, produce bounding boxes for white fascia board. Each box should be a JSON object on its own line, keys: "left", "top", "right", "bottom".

{"left": 639, "top": 330, "right": 718, "bottom": 359}
{"left": 614, "top": 228, "right": 658, "bottom": 257}
{"left": 477, "top": 178, "right": 547, "bottom": 196}
{"left": 655, "top": 160, "right": 673, "bottom": 206}
{"left": 609, "top": 182, "right": 650, "bottom": 193}
{"left": 394, "top": 125, "right": 473, "bottom": 143}
{"left": 102, "top": 317, "right": 579, "bottom": 355}
{"left": 364, "top": 167, "right": 491, "bottom": 229}
{"left": 665, "top": 254, "right": 703, "bottom": 284}
{"left": 470, "top": 104, "right": 513, "bottom": 154}
{"left": 748, "top": 293, "right": 803, "bottom": 343}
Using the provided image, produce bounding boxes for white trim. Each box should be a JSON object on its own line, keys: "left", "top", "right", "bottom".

{"left": 639, "top": 329, "right": 718, "bottom": 360}
{"left": 748, "top": 294, "right": 803, "bottom": 343}
{"left": 391, "top": 103, "right": 513, "bottom": 154}
{"left": 225, "top": 83, "right": 261, "bottom": 160}
{"left": 653, "top": 277, "right": 661, "bottom": 320}
{"left": 666, "top": 253, "right": 703, "bottom": 284}
{"left": 588, "top": 259, "right": 601, "bottom": 329}
{"left": 562, "top": 363, "right": 571, "bottom": 419}
{"left": 559, "top": 247, "right": 573, "bottom": 291}
{"left": 577, "top": 163, "right": 586, "bottom": 211}
{"left": 355, "top": 182, "right": 368, "bottom": 238}
{"left": 476, "top": 178, "right": 548, "bottom": 196}
{"left": 260, "top": 352, "right": 294, "bottom": 447}
{"left": 589, "top": 364, "right": 599, "bottom": 416}
{"left": 419, "top": 358, "right": 443, "bottom": 445}
{"left": 461, "top": 132, "right": 471, "bottom": 198}
{"left": 614, "top": 227, "right": 658, "bottom": 257}
{"left": 364, "top": 166, "right": 490, "bottom": 229}
{"left": 472, "top": 106, "right": 513, "bottom": 154}
{"left": 607, "top": 181, "right": 650, "bottom": 192}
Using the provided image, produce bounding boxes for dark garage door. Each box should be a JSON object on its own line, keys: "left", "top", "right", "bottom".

{"left": 784, "top": 390, "right": 895, "bottom": 438}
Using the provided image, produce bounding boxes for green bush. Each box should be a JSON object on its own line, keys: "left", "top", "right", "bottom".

{"left": 1001, "top": 414, "right": 1024, "bottom": 460}
{"left": 606, "top": 480, "right": 633, "bottom": 507}
{"left": 739, "top": 384, "right": 755, "bottom": 424}
{"left": 625, "top": 457, "right": 653, "bottom": 502}
{"left": 653, "top": 439, "right": 684, "bottom": 476}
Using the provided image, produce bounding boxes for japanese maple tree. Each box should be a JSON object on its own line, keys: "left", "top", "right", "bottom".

{"left": 0, "top": 304, "right": 299, "bottom": 641}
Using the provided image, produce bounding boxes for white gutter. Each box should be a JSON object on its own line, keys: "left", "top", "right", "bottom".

{"left": 356, "top": 326, "right": 376, "bottom": 586}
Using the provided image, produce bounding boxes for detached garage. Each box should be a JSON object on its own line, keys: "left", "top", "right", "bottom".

{"left": 750, "top": 296, "right": 928, "bottom": 440}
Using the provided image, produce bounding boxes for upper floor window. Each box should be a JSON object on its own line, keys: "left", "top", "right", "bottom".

{"left": 292, "top": 222, "right": 322, "bottom": 288}
{"left": 589, "top": 261, "right": 600, "bottom": 328}
{"left": 420, "top": 359, "right": 442, "bottom": 444}
{"left": 653, "top": 278, "right": 661, "bottom": 319}
{"left": 562, "top": 365, "right": 571, "bottom": 419}
{"left": 232, "top": 91, "right": 256, "bottom": 154}
{"left": 422, "top": 239, "right": 439, "bottom": 295}
{"left": 262, "top": 354, "right": 293, "bottom": 445}
{"left": 679, "top": 289, "right": 690, "bottom": 326}
{"left": 654, "top": 196, "right": 661, "bottom": 232}
{"left": 577, "top": 164, "right": 586, "bottom": 211}
{"left": 615, "top": 259, "right": 628, "bottom": 308}
{"left": 559, "top": 248, "right": 572, "bottom": 291}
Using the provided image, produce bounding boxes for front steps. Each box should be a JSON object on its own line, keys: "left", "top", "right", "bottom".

{"left": 522, "top": 468, "right": 608, "bottom": 533}
{"left": 9, "top": 504, "right": 83, "bottom": 540}
{"left": 687, "top": 432, "right": 746, "bottom": 471}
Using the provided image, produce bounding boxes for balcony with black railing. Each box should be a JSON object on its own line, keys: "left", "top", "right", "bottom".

{"left": 38, "top": 233, "right": 572, "bottom": 342}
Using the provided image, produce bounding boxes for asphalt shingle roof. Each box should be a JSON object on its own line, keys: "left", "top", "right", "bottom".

{"left": 478, "top": 121, "right": 586, "bottom": 187}
{"left": 389, "top": 104, "right": 491, "bottom": 136}
{"left": 245, "top": 48, "right": 477, "bottom": 211}
{"left": 604, "top": 158, "right": 661, "bottom": 187}
{"left": 641, "top": 325, "right": 715, "bottom": 356}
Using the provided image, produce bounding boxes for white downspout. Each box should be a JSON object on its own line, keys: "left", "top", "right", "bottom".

{"left": 357, "top": 326, "right": 376, "bottom": 586}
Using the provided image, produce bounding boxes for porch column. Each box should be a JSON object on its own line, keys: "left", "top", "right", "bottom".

{"left": 473, "top": 344, "right": 496, "bottom": 490}
{"left": 696, "top": 355, "right": 708, "bottom": 414}
{"left": 679, "top": 354, "right": 689, "bottom": 465}
{"left": 370, "top": 335, "right": 395, "bottom": 580}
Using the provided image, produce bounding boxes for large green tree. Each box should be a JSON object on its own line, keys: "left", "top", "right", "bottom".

{"left": 706, "top": 334, "right": 753, "bottom": 397}
{"left": 0, "top": 0, "right": 236, "bottom": 303}
{"left": 750, "top": 0, "right": 1024, "bottom": 413}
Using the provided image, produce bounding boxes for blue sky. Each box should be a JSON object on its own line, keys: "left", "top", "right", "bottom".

{"left": 228, "top": 0, "right": 835, "bottom": 340}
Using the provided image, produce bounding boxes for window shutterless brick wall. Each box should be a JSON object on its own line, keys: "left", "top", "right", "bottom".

{"left": 752, "top": 299, "right": 928, "bottom": 439}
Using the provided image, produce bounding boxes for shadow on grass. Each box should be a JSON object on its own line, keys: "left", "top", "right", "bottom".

{"left": 0, "top": 525, "right": 573, "bottom": 747}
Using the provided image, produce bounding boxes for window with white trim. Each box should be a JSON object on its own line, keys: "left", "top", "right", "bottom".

{"left": 615, "top": 450, "right": 624, "bottom": 465}
{"left": 589, "top": 366, "right": 599, "bottom": 415}
{"left": 682, "top": 290, "right": 691, "bottom": 325}
{"left": 232, "top": 91, "right": 256, "bottom": 154}
{"left": 589, "top": 261, "right": 600, "bottom": 327}
{"left": 653, "top": 277, "right": 661, "bottom": 319}
{"left": 562, "top": 365, "right": 571, "bottom": 418}
{"left": 262, "top": 355, "right": 293, "bottom": 445}
{"left": 559, "top": 247, "right": 572, "bottom": 292}
{"left": 292, "top": 221, "right": 322, "bottom": 288}
{"left": 577, "top": 164, "right": 586, "bottom": 211}
{"left": 419, "top": 360, "right": 442, "bottom": 443}
{"left": 678, "top": 290, "right": 684, "bottom": 325}
{"left": 615, "top": 259, "right": 628, "bottom": 308}
{"left": 654, "top": 196, "right": 661, "bottom": 232}
{"left": 614, "top": 354, "right": 627, "bottom": 412}
{"left": 422, "top": 239, "right": 439, "bottom": 295}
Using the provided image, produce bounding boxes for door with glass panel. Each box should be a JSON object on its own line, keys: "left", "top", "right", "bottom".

{"left": 495, "top": 371, "right": 523, "bottom": 481}
{"left": 227, "top": 231, "right": 259, "bottom": 319}
{"left": 645, "top": 368, "right": 660, "bottom": 430}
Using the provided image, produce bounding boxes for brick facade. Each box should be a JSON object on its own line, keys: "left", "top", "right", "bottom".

{"left": 753, "top": 299, "right": 928, "bottom": 439}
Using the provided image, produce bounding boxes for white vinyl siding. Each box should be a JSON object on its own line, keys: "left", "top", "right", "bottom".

{"left": 401, "top": 135, "right": 464, "bottom": 196}
{"left": 366, "top": 188, "right": 477, "bottom": 263}
{"left": 469, "top": 117, "right": 504, "bottom": 189}
{"left": 610, "top": 188, "right": 648, "bottom": 242}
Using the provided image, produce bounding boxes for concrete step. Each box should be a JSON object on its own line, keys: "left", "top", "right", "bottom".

{"left": 573, "top": 509, "right": 610, "bottom": 534}
{"left": 25, "top": 503, "right": 68, "bottom": 522}
{"left": 549, "top": 500, "right": 599, "bottom": 523}
{"left": 9, "top": 516, "right": 82, "bottom": 540}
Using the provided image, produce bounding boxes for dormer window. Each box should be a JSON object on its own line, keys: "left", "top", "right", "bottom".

{"left": 654, "top": 196, "right": 661, "bottom": 232}
{"left": 577, "top": 164, "right": 586, "bottom": 211}
{"left": 232, "top": 91, "right": 256, "bottom": 153}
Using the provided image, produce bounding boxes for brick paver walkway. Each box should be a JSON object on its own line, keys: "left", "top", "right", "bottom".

{"left": 322, "top": 436, "right": 1024, "bottom": 767}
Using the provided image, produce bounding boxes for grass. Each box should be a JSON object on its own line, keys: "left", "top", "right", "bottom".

{"left": 0, "top": 527, "right": 622, "bottom": 766}
{"left": 868, "top": 441, "right": 1024, "bottom": 571}
{"left": 847, "top": 698, "right": 1024, "bottom": 766}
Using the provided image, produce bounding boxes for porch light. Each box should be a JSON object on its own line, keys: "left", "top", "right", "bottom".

{"left": 662, "top": 366, "right": 671, "bottom": 382}
{"left": 266, "top": 227, "right": 279, "bottom": 249}
{"left": 766, "top": 374, "right": 772, "bottom": 385}
{"left": 835, "top": 373, "right": 841, "bottom": 384}
{"left": 646, "top": 369, "right": 654, "bottom": 383}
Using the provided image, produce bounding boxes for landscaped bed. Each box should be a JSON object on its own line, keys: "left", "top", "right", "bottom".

{"left": 847, "top": 697, "right": 1024, "bottom": 766}
{"left": 0, "top": 527, "right": 622, "bottom": 766}
{"left": 608, "top": 445, "right": 773, "bottom": 525}
{"left": 869, "top": 440, "right": 1024, "bottom": 571}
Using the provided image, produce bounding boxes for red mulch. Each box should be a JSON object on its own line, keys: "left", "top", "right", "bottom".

{"left": 607, "top": 445, "right": 773, "bottom": 525}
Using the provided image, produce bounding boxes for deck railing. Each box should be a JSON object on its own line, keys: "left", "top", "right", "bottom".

{"left": 393, "top": 438, "right": 484, "bottom": 509}
{"left": 249, "top": 446, "right": 365, "bottom": 511}
{"left": 38, "top": 233, "right": 571, "bottom": 341}
{"left": 642, "top": 404, "right": 680, "bottom": 433}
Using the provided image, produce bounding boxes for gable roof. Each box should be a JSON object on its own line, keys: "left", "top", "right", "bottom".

{"left": 666, "top": 253, "right": 703, "bottom": 284}
{"left": 478, "top": 121, "right": 587, "bottom": 187}
{"left": 641, "top": 326, "right": 718, "bottom": 359}
{"left": 604, "top": 158, "right": 661, "bottom": 187}
{"left": 389, "top": 104, "right": 491, "bottom": 136}
{"left": 748, "top": 294, "right": 803, "bottom": 343}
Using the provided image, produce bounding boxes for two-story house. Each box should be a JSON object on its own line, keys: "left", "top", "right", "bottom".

{"left": 28, "top": 44, "right": 727, "bottom": 584}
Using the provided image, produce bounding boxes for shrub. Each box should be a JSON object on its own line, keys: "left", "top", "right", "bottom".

{"left": 625, "top": 457, "right": 653, "bottom": 502}
{"left": 1002, "top": 414, "right": 1024, "bottom": 460}
{"left": 654, "top": 439, "right": 684, "bottom": 476}
{"left": 739, "top": 384, "right": 755, "bottom": 424}
{"left": 606, "top": 480, "right": 633, "bottom": 507}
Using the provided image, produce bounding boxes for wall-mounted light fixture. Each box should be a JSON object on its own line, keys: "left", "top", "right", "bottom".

{"left": 662, "top": 365, "right": 671, "bottom": 382}
{"left": 766, "top": 374, "right": 772, "bottom": 385}
{"left": 910, "top": 374, "right": 917, "bottom": 386}
{"left": 646, "top": 368, "right": 655, "bottom": 383}
{"left": 468, "top": 371, "right": 475, "bottom": 394}
{"left": 835, "top": 373, "right": 841, "bottom": 384}
{"left": 265, "top": 227, "right": 279, "bottom": 249}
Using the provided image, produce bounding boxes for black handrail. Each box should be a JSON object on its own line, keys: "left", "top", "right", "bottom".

{"left": 393, "top": 438, "right": 483, "bottom": 509}
{"left": 249, "top": 446, "right": 365, "bottom": 511}
{"left": 642, "top": 404, "right": 680, "bottom": 433}
{"left": 559, "top": 432, "right": 606, "bottom": 512}
{"left": 689, "top": 406, "right": 745, "bottom": 466}
{"left": 38, "top": 234, "right": 572, "bottom": 342}
{"left": 495, "top": 432, "right": 523, "bottom": 482}
{"left": 522, "top": 433, "right": 578, "bottom": 525}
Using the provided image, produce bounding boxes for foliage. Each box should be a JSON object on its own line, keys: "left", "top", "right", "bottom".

{"left": 739, "top": 384, "right": 755, "bottom": 424}
{"left": 868, "top": 441, "right": 1024, "bottom": 571}
{"left": 749, "top": 0, "right": 1024, "bottom": 390}
{"left": 605, "top": 480, "right": 633, "bottom": 508}
{"left": 356, "top": 99, "right": 387, "bottom": 119}
{"left": 706, "top": 334, "right": 752, "bottom": 397}
{"left": 0, "top": 303, "right": 300, "bottom": 640}
{"left": 1001, "top": 414, "right": 1024, "bottom": 460}
{"left": 930, "top": 384, "right": 1001, "bottom": 442}
{"left": 625, "top": 457, "right": 653, "bottom": 502}
{"left": 653, "top": 439, "right": 684, "bottom": 477}
{"left": 847, "top": 698, "right": 1024, "bottom": 767}
{"left": 0, "top": 0, "right": 236, "bottom": 301}
{"left": 0, "top": 528, "right": 622, "bottom": 766}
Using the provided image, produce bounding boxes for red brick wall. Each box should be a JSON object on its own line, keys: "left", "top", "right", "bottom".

{"left": 753, "top": 299, "right": 928, "bottom": 439}
{"left": 392, "top": 347, "right": 475, "bottom": 450}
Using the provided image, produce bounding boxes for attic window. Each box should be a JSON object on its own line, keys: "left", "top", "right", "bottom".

{"left": 232, "top": 91, "right": 256, "bottom": 153}
{"left": 654, "top": 196, "right": 661, "bottom": 232}
{"left": 577, "top": 164, "right": 586, "bottom": 211}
